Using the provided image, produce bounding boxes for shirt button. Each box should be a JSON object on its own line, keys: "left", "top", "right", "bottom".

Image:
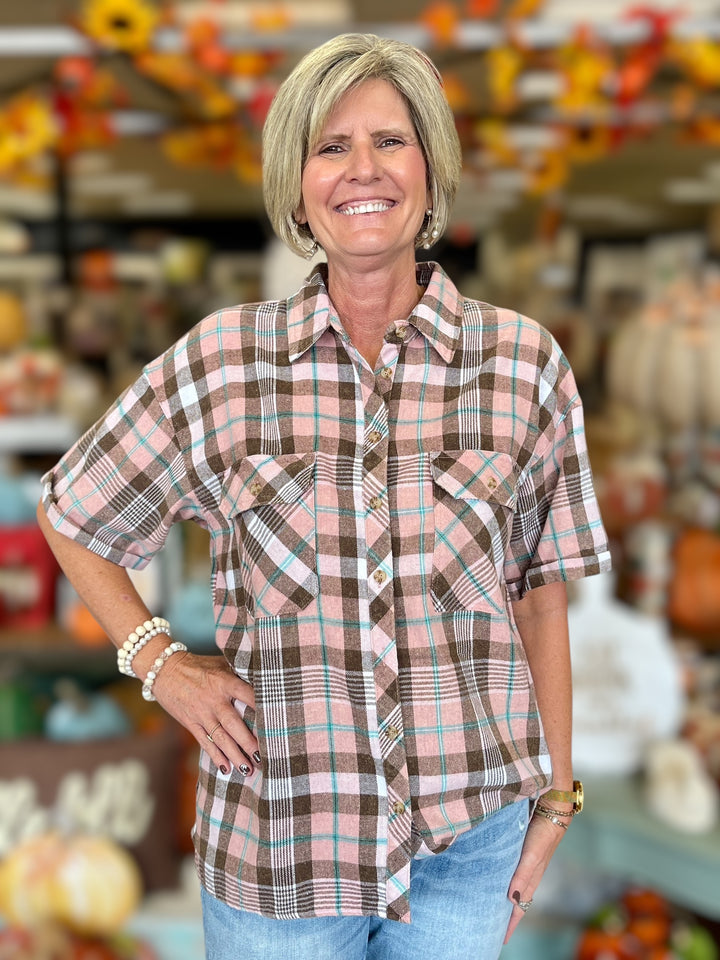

{"left": 367, "top": 430, "right": 382, "bottom": 444}
{"left": 487, "top": 477, "right": 498, "bottom": 490}
{"left": 373, "top": 570, "right": 387, "bottom": 585}
{"left": 249, "top": 480, "right": 262, "bottom": 496}
{"left": 395, "top": 326, "right": 407, "bottom": 339}
{"left": 392, "top": 800, "right": 406, "bottom": 815}
{"left": 369, "top": 496, "right": 383, "bottom": 510}
{"left": 381, "top": 367, "right": 393, "bottom": 380}
{"left": 387, "top": 724, "right": 400, "bottom": 739}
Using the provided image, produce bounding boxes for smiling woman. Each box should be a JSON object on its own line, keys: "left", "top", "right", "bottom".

{"left": 295, "top": 79, "right": 430, "bottom": 305}
{"left": 262, "top": 33, "right": 461, "bottom": 261}
{"left": 38, "top": 31, "right": 610, "bottom": 960}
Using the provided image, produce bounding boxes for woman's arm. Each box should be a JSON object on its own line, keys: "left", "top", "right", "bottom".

{"left": 504, "top": 579, "right": 575, "bottom": 942}
{"left": 36, "top": 504, "right": 259, "bottom": 773}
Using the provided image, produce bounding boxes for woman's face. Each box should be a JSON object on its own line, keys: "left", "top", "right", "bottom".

{"left": 297, "top": 78, "right": 430, "bottom": 270}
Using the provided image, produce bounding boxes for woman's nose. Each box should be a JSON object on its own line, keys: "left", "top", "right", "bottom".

{"left": 345, "top": 144, "right": 381, "bottom": 182}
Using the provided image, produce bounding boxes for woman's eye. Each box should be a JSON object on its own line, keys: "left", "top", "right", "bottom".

{"left": 319, "top": 143, "right": 343, "bottom": 154}
{"left": 380, "top": 137, "right": 403, "bottom": 147}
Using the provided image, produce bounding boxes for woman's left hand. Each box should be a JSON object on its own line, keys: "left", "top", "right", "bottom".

{"left": 504, "top": 811, "right": 567, "bottom": 943}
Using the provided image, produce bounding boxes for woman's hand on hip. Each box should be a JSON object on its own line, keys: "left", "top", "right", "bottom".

{"left": 151, "top": 651, "right": 259, "bottom": 775}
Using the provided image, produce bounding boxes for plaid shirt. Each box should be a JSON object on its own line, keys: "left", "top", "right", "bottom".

{"left": 42, "top": 261, "right": 610, "bottom": 924}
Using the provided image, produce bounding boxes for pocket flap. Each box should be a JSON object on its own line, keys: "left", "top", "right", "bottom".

{"left": 430, "top": 450, "right": 518, "bottom": 506}
{"left": 220, "top": 452, "right": 316, "bottom": 517}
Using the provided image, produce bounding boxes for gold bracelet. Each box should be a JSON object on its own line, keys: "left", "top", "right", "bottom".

{"left": 536, "top": 803, "right": 576, "bottom": 819}
{"left": 533, "top": 807, "right": 569, "bottom": 830}
{"left": 544, "top": 780, "right": 584, "bottom": 813}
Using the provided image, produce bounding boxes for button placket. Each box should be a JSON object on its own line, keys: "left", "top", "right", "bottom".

{"left": 357, "top": 359, "right": 411, "bottom": 920}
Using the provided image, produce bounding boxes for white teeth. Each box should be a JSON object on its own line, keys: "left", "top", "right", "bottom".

{"left": 340, "top": 202, "right": 391, "bottom": 215}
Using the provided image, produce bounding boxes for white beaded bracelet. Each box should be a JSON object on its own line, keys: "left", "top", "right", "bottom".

{"left": 117, "top": 617, "right": 172, "bottom": 678}
{"left": 141, "top": 641, "right": 188, "bottom": 702}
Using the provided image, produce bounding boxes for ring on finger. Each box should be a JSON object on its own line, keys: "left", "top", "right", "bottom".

{"left": 517, "top": 898, "right": 533, "bottom": 913}
{"left": 206, "top": 721, "right": 223, "bottom": 744}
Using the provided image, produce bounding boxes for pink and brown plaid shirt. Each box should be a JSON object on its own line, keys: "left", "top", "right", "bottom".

{"left": 42, "top": 261, "right": 610, "bottom": 923}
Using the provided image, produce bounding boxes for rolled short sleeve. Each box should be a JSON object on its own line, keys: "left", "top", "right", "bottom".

{"left": 41, "top": 370, "right": 198, "bottom": 569}
{"left": 504, "top": 379, "right": 611, "bottom": 601}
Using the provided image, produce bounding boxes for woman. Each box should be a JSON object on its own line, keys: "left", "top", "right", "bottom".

{"left": 38, "top": 33, "right": 610, "bottom": 960}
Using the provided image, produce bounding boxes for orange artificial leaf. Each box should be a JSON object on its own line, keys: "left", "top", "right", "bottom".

{"left": 441, "top": 73, "right": 472, "bottom": 112}
{"left": 163, "top": 123, "right": 239, "bottom": 168}
{"left": 554, "top": 31, "right": 614, "bottom": 114}
{"left": 615, "top": 47, "right": 659, "bottom": 104}
{"left": 135, "top": 52, "right": 204, "bottom": 93}
{"left": 565, "top": 122, "right": 611, "bottom": 163}
{"left": 465, "top": 0, "right": 499, "bottom": 15}
{"left": 230, "top": 51, "right": 275, "bottom": 79}
{"left": 251, "top": 4, "right": 292, "bottom": 32}
{"left": 475, "top": 118, "right": 518, "bottom": 164}
{"left": 420, "top": 1, "right": 460, "bottom": 48}
{"left": 185, "top": 17, "right": 220, "bottom": 50}
{"left": 669, "top": 83, "right": 696, "bottom": 122}
{"left": 486, "top": 45, "right": 523, "bottom": 112}
{"left": 670, "top": 37, "right": 720, "bottom": 87}
{"left": 688, "top": 115, "right": 720, "bottom": 146}
{"left": 0, "top": 94, "right": 58, "bottom": 170}
{"left": 506, "top": 0, "right": 545, "bottom": 19}
{"left": 526, "top": 149, "right": 568, "bottom": 195}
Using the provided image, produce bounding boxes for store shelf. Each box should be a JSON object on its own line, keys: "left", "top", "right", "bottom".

{"left": 0, "top": 415, "right": 79, "bottom": 454}
{"left": 559, "top": 775, "right": 720, "bottom": 920}
{"left": 0, "top": 623, "right": 115, "bottom": 677}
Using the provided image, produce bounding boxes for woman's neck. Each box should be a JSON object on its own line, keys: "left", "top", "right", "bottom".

{"left": 326, "top": 255, "right": 424, "bottom": 368}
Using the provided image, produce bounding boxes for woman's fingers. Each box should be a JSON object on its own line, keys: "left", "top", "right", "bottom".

{"left": 151, "top": 651, "right": 260, "bottom": 774}
{"left": 503, "top": 814, "right": 565, "bottom": 944}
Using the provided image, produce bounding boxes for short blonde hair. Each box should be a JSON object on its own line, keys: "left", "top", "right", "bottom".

{"left": 262, "top": 33, "right": 462, "bottom": 258}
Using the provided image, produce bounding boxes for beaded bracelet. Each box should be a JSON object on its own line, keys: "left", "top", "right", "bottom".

{"left": 533, "top": 807, "right": 569, "bottom": 830}
{"left": 141, "top": 641, "right": 188, "bottom": 702}
{"left": 117, "top": 617, "right": 172, "bottom": 678}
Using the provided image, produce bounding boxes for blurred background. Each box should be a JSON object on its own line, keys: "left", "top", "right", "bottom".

{"left": 1, "top": 1, "right": 720, "bottom": 958}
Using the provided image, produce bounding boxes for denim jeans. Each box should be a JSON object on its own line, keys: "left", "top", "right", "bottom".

{"left": 201, "top": 800, "right": 529, "bottom": 960}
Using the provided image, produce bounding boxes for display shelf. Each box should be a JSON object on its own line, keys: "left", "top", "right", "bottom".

{"left": 0, "top": 414, "right": 79, "bottom": 454}
{"left": 559, "top": 775, "right": 720, "bottom": 920}
{"left": 0, "top": 622, "right": 115, "bottom": 677}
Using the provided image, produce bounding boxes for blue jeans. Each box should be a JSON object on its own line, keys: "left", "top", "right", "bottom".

{"left": 201, "top": 800, "right": 529, "bottom": 960}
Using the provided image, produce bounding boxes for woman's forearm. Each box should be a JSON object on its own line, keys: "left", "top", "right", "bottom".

{"left": 36, "top": 503, "right": 166, "bottom": 678}
{"left": 511, "top": 580, "right": 573, "bottom": 791}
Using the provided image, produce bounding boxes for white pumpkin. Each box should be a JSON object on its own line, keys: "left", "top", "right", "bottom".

{"left": 0, "top": 832, "right": 142, "bottom": 936}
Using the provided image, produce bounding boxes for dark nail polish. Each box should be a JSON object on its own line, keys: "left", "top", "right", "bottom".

{"left": 253, "top": 751, "right": 261, "bottom": 765}
{"left": 240, "top": 764, "right": 251, "bottom": 776}
{"left": 512, "top": 890, "right": 520, "bottom": 902}
{"left": 220, "top": 765, "right": 228, "bottom": 775}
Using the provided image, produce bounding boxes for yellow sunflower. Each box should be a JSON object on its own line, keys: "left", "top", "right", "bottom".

{"left": 81, "top": 0, "right": 158, "bottom": 54}
{"left": 0, "top": 94, "right": 57, "bottom": 172}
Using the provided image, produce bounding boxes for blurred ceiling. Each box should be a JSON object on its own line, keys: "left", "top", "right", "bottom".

{"left": 2, "top": 0, "right": 720, "bottom": 240}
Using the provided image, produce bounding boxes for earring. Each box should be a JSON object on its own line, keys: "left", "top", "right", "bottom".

{"left": 421, "top": 209, "right": 439, "bottom": 249}
{"left": 305, "top": 237, "right": 318, "bottom": 260}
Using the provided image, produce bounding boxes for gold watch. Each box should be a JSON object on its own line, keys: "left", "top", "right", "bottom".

{"left": 543, "top": 780, "right": 584, "bottom": 813}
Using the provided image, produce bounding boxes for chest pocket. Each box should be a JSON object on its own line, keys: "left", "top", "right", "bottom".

{"left": 220, "top": 452, "right": 318, "bottom": 619}
{"left": 430, "top": 451, "right": 518, "bottom": 614}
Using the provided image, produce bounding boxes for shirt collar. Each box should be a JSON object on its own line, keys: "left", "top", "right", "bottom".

{"left": 286, "top": 261, "right": 464, "bottom": 365}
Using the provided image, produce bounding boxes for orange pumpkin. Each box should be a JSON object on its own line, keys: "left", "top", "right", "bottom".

{"left": 667, "top": 528, "right": 720, "bottom": 644}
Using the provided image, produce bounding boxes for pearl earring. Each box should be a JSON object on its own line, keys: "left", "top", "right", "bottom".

{"left": 422, "top": 209, "right": 439, "bottom": 249}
